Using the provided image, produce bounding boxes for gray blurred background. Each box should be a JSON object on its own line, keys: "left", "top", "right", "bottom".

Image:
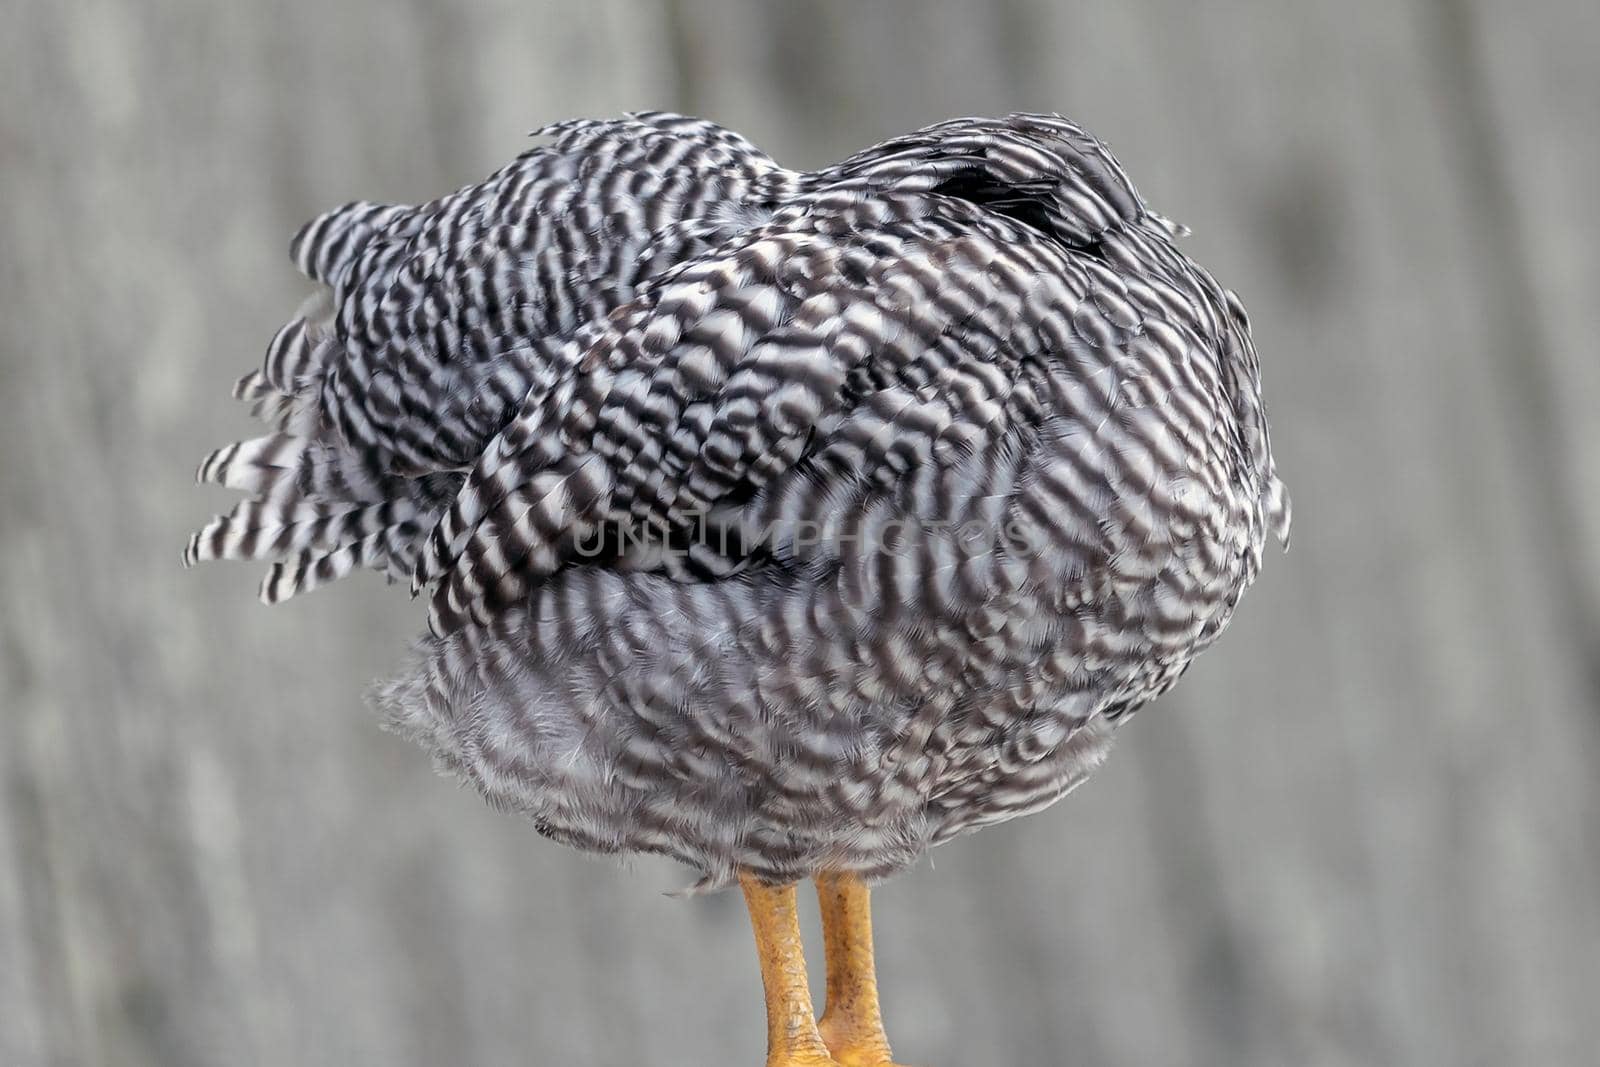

{"left": 3, "top": 2, "right": 1598, "bottom": 1065}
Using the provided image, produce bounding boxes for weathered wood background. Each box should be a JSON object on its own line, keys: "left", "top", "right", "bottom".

{"left": 3, "top": 2, "right": 1597, "bottom": 1065}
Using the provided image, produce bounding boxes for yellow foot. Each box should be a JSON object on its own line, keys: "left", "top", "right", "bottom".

{"left": 818, "top": 1052, "right": 916, "bottom": 1067}
{"left": 762, "top": 1055, "right": 842, "bottom": 1067}
{"left": 815, "top": 1052, "right": 916, "bottom": 1067}
{"left": 817, "top": 1017, "right": 914, "bottom": 1067}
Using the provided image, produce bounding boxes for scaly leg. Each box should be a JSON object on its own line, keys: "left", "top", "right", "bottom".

{"left": 741, "top": 873, "right": 839, "bottom": 1067}
{"left": 815, "top": 873, "right": 910, "bottom": 1067}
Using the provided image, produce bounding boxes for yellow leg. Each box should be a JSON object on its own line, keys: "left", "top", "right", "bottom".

{"left": 815, "top": 873, "right": 909, "bottom": 1067}
{"left": 741, "top": 873, "right": 839, "bottom": 1067}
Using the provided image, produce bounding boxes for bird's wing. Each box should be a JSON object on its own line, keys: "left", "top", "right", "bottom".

{"left": 415, "top": 188, "right": 1087, "bottom": 634}
{"left": 187, "top": 114, "right": 791, "bottom": 600}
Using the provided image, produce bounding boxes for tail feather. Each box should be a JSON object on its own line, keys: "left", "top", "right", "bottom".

{"left": 196, "top": 432, "right": 389, "bottom": 502}
{"left": 289, "top": 201, "right": 412, "bottom": 287}
{"left": 259, "top": 521, "right": 424, "bottom": 604}
{"left": 188, "top": 206, "right": 441, "bottom": 603}
{"left": 183, "top": 498, "right": 420, "bottom": 568}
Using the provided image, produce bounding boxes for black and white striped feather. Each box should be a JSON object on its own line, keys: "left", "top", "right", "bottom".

{"left": 188, "top": 112, "right": 1288, "bottom": 888}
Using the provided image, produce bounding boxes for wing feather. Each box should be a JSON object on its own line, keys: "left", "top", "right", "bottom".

{"left": 420, "top": 191, "right": 1077, "bottom": 634}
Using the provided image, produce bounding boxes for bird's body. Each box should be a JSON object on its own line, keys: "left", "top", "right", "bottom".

{"left": 189, "top": 111, "right": 1287, "bottom": 1064}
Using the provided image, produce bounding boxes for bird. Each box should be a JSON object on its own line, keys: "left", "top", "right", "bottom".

{"left": 186, "top": 110, "right": 1289, "bottom": 1067}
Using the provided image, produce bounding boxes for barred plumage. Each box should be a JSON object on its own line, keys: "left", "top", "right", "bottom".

{"left": 188, "top": 111, "right": 1288, "bottom": 890}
